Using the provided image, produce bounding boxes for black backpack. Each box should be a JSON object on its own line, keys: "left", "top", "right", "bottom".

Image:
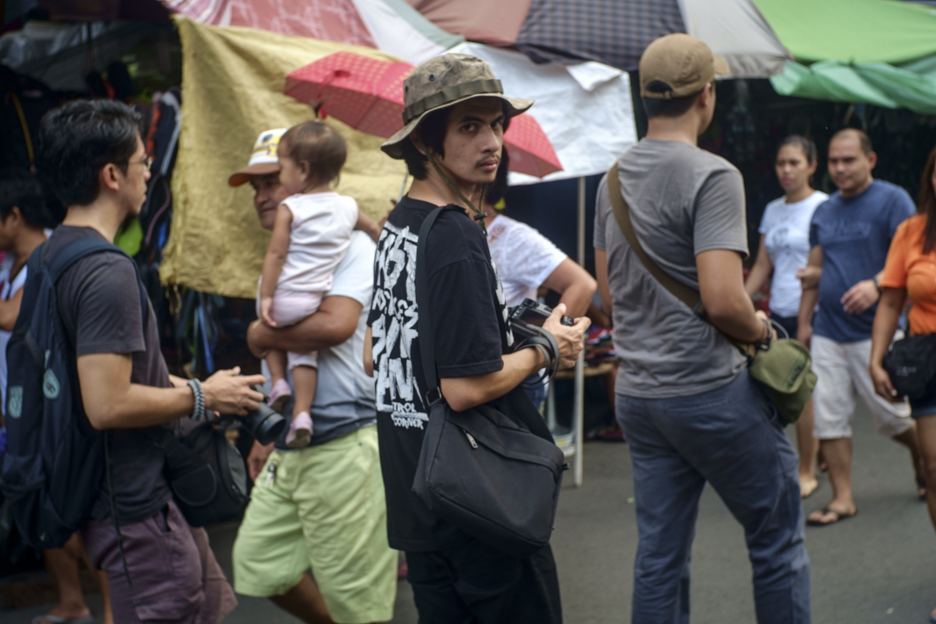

{"left": 0, "top": 237, "right": 147, "bottom": 549}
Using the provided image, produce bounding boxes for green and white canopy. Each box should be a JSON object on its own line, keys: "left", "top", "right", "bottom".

{"left": 756, "top": 0, "right": 936, "bottom": 113}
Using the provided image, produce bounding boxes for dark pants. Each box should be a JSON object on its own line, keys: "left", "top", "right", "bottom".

{"left": 617, "top": 370, "right": 811, "bottom": 624}
{"left": 83, "top": 499, "right": 237, "bottom": 624}
{"left": 406, "top": 533, "right": 562, "bottom": 624}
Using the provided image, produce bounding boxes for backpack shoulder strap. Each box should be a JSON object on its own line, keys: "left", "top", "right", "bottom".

{"left": 46, "top": 238, "right": 122, "bottom": 283}
{"left": 606, "top": 163, "right": 705, "bottom": 315}
{"left": 43, "top": 237, "right": 149, "bottom": 325}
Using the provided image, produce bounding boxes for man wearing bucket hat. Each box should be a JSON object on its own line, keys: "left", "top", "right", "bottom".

{"left": 366, "top": 54, "right": 588, "bottom": 621}
{"left": 594, "top": 35, "right": 811, "bottom": 622}
{"left": 229, "top": 129, "right": 398, "bottom": 624}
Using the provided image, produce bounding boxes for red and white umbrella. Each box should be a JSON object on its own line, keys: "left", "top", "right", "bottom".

{"left": 285, "top": 51, "right": 563, "bottom": 178}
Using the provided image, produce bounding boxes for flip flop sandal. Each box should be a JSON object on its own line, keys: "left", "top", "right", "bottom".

{"left": 806, "top": 507, "right": 857, "bottom": 527}
{"left": 32, "top": 616, "right": 94, "bottom": 624}
{"left": 917, "top": 476, "right": 927, "bottom": 501}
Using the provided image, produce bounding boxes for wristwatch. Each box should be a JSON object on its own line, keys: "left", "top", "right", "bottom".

{"left": 755, "top": 318, "right": 773, "bottom": 351}
{"left": 873, "top": 276, "right": 883, "bottom": 297}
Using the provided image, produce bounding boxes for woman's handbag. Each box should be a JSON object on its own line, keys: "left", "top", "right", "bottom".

{"left": 883, "top": 333, "right": 936, "bottom": 400}
{"left": 146, "top": 421, "right": 249, "bottom": 527}
{"left": 411, "top": 206, "right": 567, "bottom": 558}
{"left": 606, "top": 163, "right": 817, "bottom": 425}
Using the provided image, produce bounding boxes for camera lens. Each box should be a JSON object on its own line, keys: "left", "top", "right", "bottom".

{"left": 242, "top": 385, "right": 287, "bottom": 445}
{"left": 244, "top": 402, "right": 287, "bottom": 445}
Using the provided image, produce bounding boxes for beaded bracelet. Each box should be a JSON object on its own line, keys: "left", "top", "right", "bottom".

{"left": 187, "top": 378, "right": 206, "bottom": 421}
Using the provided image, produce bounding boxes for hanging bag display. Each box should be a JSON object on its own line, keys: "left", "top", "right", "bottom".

{"left": 606, "top": 163, "right": 816, "bottom": 424}
{"left": 411, "top": 206, "right": 566, "bottom": 558}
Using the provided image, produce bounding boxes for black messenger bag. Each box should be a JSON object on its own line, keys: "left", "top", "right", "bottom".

{"left": 883, "top": 333, "right": 936, "bottom": 400}
{"left": 411, "top": 206, "right": 566, "bottom": 558}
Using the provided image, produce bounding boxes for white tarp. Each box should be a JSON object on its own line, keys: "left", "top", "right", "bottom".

{"left": 444, "top": 42, "right": 638, "bottom": 186}
{"left": 352, "top": 0, "right": 463, "bottom": 64}
{"left": 680, "top": 0, "right": 790, "bottom": 78}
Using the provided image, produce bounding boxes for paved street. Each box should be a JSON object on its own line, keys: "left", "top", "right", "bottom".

{"left": 4, "top": 400, "right": 935, "bottom": 623}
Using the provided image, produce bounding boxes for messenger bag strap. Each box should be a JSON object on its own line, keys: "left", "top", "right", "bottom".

{"left": 606, "top": 164, "right": 757, "bottom": 359}
{"left": 606, "top": 163, "right": 705, "bottom": 315}
{"left": 415, "top": 206, "right": 461, "bottom": 407}
{"left": 414, "top": 205, "right": 562, "bottom": 441}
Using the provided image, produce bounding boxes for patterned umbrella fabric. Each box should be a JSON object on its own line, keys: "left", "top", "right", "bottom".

{"left": 408, "top": 0, "right": 788, "bottom": 77}
{"left": 285, "top": 52, "right": 563, "bottom": 177}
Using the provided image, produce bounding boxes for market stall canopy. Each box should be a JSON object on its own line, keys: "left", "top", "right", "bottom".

{"left": 284, "top": 50, "right": 562, "bottom": 177}
{"left": 407, "top": 0, "right": 789, "bottom": 78}
{"left": 443, "top": 42, "right": 637, "bottom": 185}
{"left": 0, "top": 19, "right": 159, "bottom": 91}
{"left": 5, "top": 0, "right": 169, "bottom": 22}
{"left": 158, "top": 0, "right": 462, "bottom": 65}
{"left": 756, "top": 0, "right": 936, "bottom": 114}
{"left": 158, "top": 17, "right": 408, "bottom": 298}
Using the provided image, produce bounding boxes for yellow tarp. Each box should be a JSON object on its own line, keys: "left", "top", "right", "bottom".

{"left": 160, "top": 17, "right": 407, "bottom": 298}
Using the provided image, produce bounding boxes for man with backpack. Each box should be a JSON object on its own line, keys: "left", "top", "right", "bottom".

{"left": 594, "top": 35, "right": 810, "bottom": 622}
{"left": 21, "top": 99, "right": 267, "bottom": 623}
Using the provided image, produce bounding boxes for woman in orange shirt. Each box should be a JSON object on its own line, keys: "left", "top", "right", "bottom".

{"left": 870, "top": 147, "right": 936, "bottom": 561}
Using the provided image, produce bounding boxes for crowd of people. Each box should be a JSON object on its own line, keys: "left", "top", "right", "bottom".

{"left": 2, "top": 30, "right": 936, "bottom": 624}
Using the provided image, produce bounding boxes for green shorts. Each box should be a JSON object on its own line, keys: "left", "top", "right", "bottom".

{"left": 232, "top": 425, "right": 396, "bottom": 624}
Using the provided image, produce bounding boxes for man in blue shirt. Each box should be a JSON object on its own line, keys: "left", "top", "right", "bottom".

{"left": 798, "top": 128, "right": 923, "bottom": 526}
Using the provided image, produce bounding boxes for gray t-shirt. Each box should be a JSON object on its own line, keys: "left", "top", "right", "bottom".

{"left": 48, "top": 226, "right": 172, "bottom": 524}
{"left": 272, "top": 231, "right": 377, "bottom": 450}
{"left": 594, "top": 139, "right": 748, "bottom": 398}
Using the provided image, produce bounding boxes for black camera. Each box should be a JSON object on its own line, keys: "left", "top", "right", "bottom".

{"left": 241, "top": 385, "right": 287, "bottom": 445}
{"left": 508, "top": 298, "right": 574, "bottom": 342}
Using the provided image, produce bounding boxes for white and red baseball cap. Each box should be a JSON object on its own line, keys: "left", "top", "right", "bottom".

{"left": 228, "top": 128, "right": 287, "bottom": 187}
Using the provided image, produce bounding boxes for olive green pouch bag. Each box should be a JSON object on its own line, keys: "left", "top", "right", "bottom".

{"left": 606, "top": 163, "right": 817, "bottom": 424}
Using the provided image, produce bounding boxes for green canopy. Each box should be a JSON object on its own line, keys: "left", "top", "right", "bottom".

{"left": 755, "top": 0, "right": 936, "bottom": 65}
{"left": 770, "top": 60, "right": 936, "bottom": 115}
{"left": 754, "top": 0, "right": 936, "bottom": 114}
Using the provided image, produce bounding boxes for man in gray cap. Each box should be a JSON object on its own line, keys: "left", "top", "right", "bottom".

{"left": 594, "top": 35, "right": 811, "bottom": 622}
{"left": 366, "top": 54, "right": 588, "bottom": 622}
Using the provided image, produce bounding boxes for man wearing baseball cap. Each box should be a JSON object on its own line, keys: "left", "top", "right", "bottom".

{"left": 594, "top": 35, "right": 811, "bottom": 622}
{"left": 229, "top": 129, "right": 398, "bottom": 624}
{"left": 367, "top": 54, "right": 588, "bottom": 622}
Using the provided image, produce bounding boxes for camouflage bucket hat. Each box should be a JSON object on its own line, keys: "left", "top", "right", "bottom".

{"left": 381, "top": 54, "right": 533, "bottom": 159}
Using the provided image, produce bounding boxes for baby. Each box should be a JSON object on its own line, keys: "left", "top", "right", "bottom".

{"left": 259, "top": 121, "right": 364, "bottom": 447}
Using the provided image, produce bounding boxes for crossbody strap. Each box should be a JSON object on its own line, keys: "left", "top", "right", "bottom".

{"left": 606, "top": 164, "right": 756, "bottom": 358}
{"left": 416, "top": 206, "right": 460, "bottom": 405}
{"left": 414, "top": 206, "right": 559, "bottom": 438}
{"left": 606, "top": 163, "right": 705, "bottom": 314}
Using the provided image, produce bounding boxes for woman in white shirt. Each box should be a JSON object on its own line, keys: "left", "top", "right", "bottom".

{"left": 745, "top": 136, "right": 828, "bottom": 499}
{"left": 480, "top": 152, "right": 596, "bottom": 407}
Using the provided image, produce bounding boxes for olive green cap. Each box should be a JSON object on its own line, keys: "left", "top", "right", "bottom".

{"left": 381, "top": 54, "right": 533, "bottom": 159}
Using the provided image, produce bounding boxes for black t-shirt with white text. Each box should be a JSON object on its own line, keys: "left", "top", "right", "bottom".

{"left": 368, "top": 197, "right": 512, "bottom": 552}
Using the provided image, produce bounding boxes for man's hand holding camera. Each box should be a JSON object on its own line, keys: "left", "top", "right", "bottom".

{"left": 542, "top": 303, "right": 591, "bottom": 369}
{"left": 200, "top": 367, "right": 267, "bottom": 416}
